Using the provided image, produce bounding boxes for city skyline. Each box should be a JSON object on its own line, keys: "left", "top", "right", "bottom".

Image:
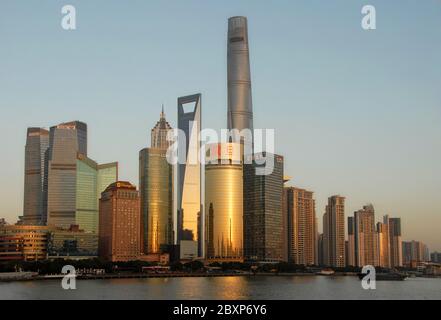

{"left": 1, "top": 1, "right": 441, "bottom": 251}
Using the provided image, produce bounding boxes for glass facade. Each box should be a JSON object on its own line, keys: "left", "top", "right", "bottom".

{"left": 22, "top": 128, "right": 49, "bottom": 225}
{"left": 47, "top": 121, "right": 88, "bottom": 229}
{"left": 76, "top": 155, "right": 118, "bottom": 234}
{"left": 243, "top": 153, "right": 284, "bottom": 262}
{"left": 139, "top": 148, "right": 173, "bottom": 254}
{"left": 205, "top": 154, "right": 243, "bottom": 261}
{"left": 177, "top": 94, "right": 202, "bottom": 258}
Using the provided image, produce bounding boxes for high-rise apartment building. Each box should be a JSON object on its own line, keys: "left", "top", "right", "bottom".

{"left": 47, "top": 121, "right": 87, "bottom": 229}
{"left": 377, "top": 221, "right": 390, "bottom": 268}
{"left": 22, "top": 128, "right": 49, "bottom": 225}
{"left": 402, "top": 240, "right": 429, "bottom": 266}
{"left": 205, "top": 143, "right": 243, "bottom": 262}
{"left": 386, "top": 216, "right": 403, "bottom": 267}
{"left": 98, "top": 182, "right": 141, "bottom": 262}
{"left": 244, "top": 153, "right": 284, "bottom": 262}
{"left": 322, "top": 195, "right": 346, "bottom": 268}
{"left": 284, "top": 186, "right": 316, "bottom": 265}
{"left": 353, "top": 205, "right": 379, "bottom": 267}
{"left": 347, "top": 216, "right": 356, "bottom": 267}
{"left": 431, "top": 252, "right": 441, "bottom": 263}
{"left": 177, "top": 94, "right": 202, "bottom": 259}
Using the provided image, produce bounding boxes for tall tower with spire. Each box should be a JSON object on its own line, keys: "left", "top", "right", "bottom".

{"left": 227, "top": 16, "right": 254, "bottom": 136}
{"left": 151, "top": 105, "right": 173, "bottom": 149}
{"left": 139, "top": 106, "right": 174, "bottom": 254}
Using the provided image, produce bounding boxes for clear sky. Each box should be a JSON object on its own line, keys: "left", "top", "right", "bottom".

{"left": 1, "top": 0, "right": 440, "bottom": 251}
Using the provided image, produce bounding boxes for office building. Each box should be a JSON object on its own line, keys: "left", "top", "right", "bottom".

{"left": 322, "top": 196, "right": 346, "bottom": 268}
{"left": 244, "top": 153, "right": 284, "bottom": 262}
{"left": 76, "top": 154, "right": 118, "bottom": 233}
{"left": 177, "top": 94, "right": 202, "bottom": 258}
{"left": 139, "top": 148, "right": 173, "bottom": 254}
{"left": 48, "top": 225, "right": 98, "bottom": 258}
{"left": 151, "top": 106, "right": 173, "bottom": 149}
{"left": 98, "top": 182, "right": 141, "bottom": 262}
{"left": 22, "top": 128, "right": 49, "bottom": 225}
{"left": 47, "top": 121, "right": 87, "bottom": 229}
{"left": 284, "top": 186, "right": 316, "bottom": 265}
{"left": 205, "top": 143, "right": 243, "bottom": 261}
{"left": 0, "top": 225, "right": 50, "bottom": 261}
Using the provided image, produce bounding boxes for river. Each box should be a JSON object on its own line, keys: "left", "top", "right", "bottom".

{"left": 1, "top": 276, "right": 440, "bottom": 300}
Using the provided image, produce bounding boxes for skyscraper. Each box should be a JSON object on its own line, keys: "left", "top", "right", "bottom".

{"left": 139, "top": 148, "right": 173, "bottom": 254}
{"left": 322, "top": 195, "right": 346, "bottom": 268}
{"left": 284, "top": 186, "right": 316, "bottom": 265}
{"left": 205, "top": 143, "right": 243, "bottom": 262}
{"left": 47, "top": 121, "right": 87, "bottom": 229}
{"left": 353, "top": 205, "right": 379, "bottom": 267}
{"left": 98, "top": 181, "right": 141, "bottom": 262}
{"left": 140, "top": 109, "right": 173, "bottom": 255}
{"left": 377, "top": 221, "right": 390, "bottom": 268}
{"left": 386, "top": 216, "right": 403, "bottom": 267}
{"left": 177, "top": 94, "right": 202, "bottom": 258}
{"left": 76, "top": 154, "right": 118, "bottom": 233}
{"left": 347, "top": 216, "right": 356, "bottom": 267}
{"left": 402, "top": 240, "right": 429, "bottom": 266}
{"left": 22, "top": 128, "right": 49, "bottom": 225}
{"left": 227, "top": 16, "right": 254, "bottom": 135}
{"left": 244, "top": 153, "right": 284, "bottom": 262}
{"left": 151, "top": 106, "right": 173, "bottom": 149}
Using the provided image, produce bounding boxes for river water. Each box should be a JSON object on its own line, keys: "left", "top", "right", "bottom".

{"left": 0, "top": 276, "right": 440, "bottom": 300}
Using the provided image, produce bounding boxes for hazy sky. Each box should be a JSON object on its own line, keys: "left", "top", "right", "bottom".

{"left": 1, "top": 0, "right": 440, "bottom": 251}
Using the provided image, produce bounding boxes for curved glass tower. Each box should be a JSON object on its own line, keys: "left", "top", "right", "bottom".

{"left": 227, "top": 16, "right": 254, "bottom": 134}
{"left": 205, "top": 143, "right": 243, "bottom": 261}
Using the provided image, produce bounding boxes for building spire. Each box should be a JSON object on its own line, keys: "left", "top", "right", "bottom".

{"left": 161, "top": 104, "right": 165, "bottom": 119}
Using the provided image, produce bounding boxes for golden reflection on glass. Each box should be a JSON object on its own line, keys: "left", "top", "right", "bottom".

{"left": 205, "top": 163, "right": 243, "bottom": 260}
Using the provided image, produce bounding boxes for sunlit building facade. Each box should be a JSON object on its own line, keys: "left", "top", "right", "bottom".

{"left": 323, "top": 195, "right": 346, "bottom": 268}
{"left": 139, "top": 148, "right": 173, "bottom": 254}
{"left": 284, "top": 186, "right": 316, "bottom": 265}
{"left": 98, "top": 182, "right": 141, "bottom": 262}
{"left": 151, "top": 106, "right": 173, "bottom": 149}
{"left": 22, "top": 128, "right": 49, "bottom": 225}
{"left": 377, "top": 221, "right": 390, "bottom": 268}
{"left": 386, "top": 216, "right": 403, "bottom": 267}
{"left": 47, "top": 121, "right": 87, "bottom": 229}
{"left": 353, "top": 204, "right": 379, "bottom": 267}
{"left": 205, "top": 143, "right": 243, "bottom": 261}
{"left": 177, "top": 94, "right": 203, "bottom": 258}
{"left": 0, "top": 225, "right": 50, "bottom": 261}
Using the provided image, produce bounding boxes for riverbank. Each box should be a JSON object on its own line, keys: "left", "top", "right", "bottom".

{"left": 1, "top": 271, "right": 358, "bottom": 282}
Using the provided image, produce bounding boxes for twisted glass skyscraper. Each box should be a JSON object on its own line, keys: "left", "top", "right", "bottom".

{"left": 227, "top": 16, "right": 254, "bottom": 134}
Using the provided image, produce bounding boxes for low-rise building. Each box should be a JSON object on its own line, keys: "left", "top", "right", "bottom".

{"left": 0, "top": 225, "right": 50, "bottom": 261}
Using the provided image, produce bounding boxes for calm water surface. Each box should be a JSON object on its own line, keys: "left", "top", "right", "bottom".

{"left": 1, "top": 276, "right": 440, "bottom": 300}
